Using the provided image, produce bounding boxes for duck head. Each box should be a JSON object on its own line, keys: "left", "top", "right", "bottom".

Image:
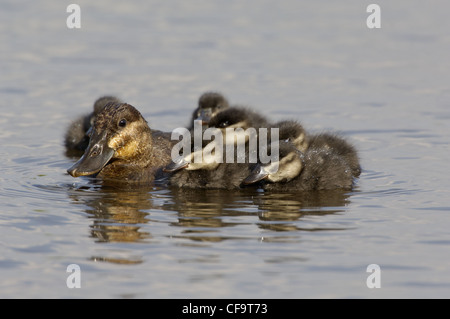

{"left": 208, "top": 106, "right": 268, "bottom": 131}
{"left": 243, "top": 142, "right": 303, "bottom": 184}
{"left": 67, "top": 102, "right": 151, "bottom": 177}
{"left": 165, "top": 107, "right": 269, "bottom": 173}
{"left": 276, "top": 120, "right": 309, "bottom": 152}
{"left": 191, "top": 92, "right": 229, "bottom": 125}
{"left": 163, "top": 137, "right": 223, "bottom": 173}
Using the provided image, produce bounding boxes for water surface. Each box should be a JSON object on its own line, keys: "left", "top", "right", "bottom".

{"left": 1, "top": 0, "right": 450, "bottom": 298}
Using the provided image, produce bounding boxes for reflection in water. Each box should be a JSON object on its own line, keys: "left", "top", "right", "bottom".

{"left": 163, "top": 187, "right": 354, "bottom": 242}
{"left": 67, "top": 182, "right": 159, "bottom": 264}
{"left": 68, "top": 183, "right": 155, "bottom": 244}
{"left": 67, "top": 180, "right": 355, "bottom": 262}
{"left": 163, "top": 188, "right": 259, "bottom": 243}
{"left": 254, "top": 190, "right": 352, "bottom": 232}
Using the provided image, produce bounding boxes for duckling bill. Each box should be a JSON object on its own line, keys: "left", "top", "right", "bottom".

{"left": 188, "top": 92, "right": 229, "bottom": 128}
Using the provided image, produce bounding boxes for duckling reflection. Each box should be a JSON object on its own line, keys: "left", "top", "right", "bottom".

{"left": 162, "top": 186, "right": 354, "bottom": 243}
{"left": 163, "top": 188, "right": 258, "bottom": 242}
{"left": 188, "top": 92, "right": 229, "bottom": 129}
{"left": 253, "top": 190, "right": 351, "bottom": 227}
{"left": 65, "top": 95, "right": 121, "bottom": 155}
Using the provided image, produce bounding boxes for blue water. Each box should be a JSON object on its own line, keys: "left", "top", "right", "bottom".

{"left": 1, "top": 0, "right": 450, "bottom": 298}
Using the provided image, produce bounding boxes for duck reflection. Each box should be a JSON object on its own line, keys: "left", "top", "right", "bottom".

{"left": 67, "top": 180, "right": 355, "bottom": 249}
{"left": 67, "top": 183, "right": 159, "bottom": 264}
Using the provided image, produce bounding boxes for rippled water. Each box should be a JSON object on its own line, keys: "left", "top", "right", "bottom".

{"left": 1, "top": 0, "right": 450, "bottom": 298}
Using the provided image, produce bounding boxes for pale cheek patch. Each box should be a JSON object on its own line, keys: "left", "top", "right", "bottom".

{"left": 114, "top": 140, "right": 140, "bottom": 159}
{"left": 268, "top": 153, "right": 303, "bottom": 182}
{"left": 107, "top": 123, "right": 141, "bottom": 159}
{"left": 293, "top": 133, "right": 308, "bottom": 152}
{"left": 108, "top": 134, "right": 125, "bottom": 150}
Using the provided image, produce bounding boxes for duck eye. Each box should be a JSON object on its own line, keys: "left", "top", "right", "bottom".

{"left": 118, "top": 119, "right": 127, "bottom": 127}
{"left": 219, "top": 120, "right": 229, "bottom": 128}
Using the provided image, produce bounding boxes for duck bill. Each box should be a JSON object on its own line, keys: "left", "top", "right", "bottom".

{"left": 67, "top": 132, "right": 115, "bottom": 177}
{"left": 195, "top": 108, "right": 213, "bottom": 125}
{"left": 163, "top": 157, "right": 189, "bottom": 173}
{"left": 243, "top": 165, "right": 270, "bottom": 185}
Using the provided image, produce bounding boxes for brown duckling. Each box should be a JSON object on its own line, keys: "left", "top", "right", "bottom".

{"left": 65, "top": 96, "right": 121, "bottom": 152}
{"left": 243, "top": 140, "right": 358, "bottom": 191}
{"left": 188, "top": 92, "right": 229, "bottom": 129}
{"left": 67, "top": 102, "right": 174, "bottom": 184}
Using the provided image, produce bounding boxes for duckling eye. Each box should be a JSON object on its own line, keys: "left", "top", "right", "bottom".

{"left": 118, "top": 119, "right": 127, "bottom": 128}
{"left": 219, "top": 120, "right": 229, "bottom": 128}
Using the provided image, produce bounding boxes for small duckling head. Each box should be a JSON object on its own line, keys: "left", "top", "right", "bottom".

{"left": 163, "top": 137, "right": 223, "bottom": 173}
{"left": 166, "top": 106, "right": 268, "bottom": 174}
{"left": 68, "top": 102, "right": 151, "bottom": 177}
{"left": 208, "top": 106, "right": 269, "bottom": 131}
{"left": 207, "top": 106, "right": 269, "bottom": 155}
{"left": 86, "top": 96, "right": 122, "bottom": 129}
{"left": 93, "top": 95, "right": 122, "bottom": 115}
{"left": 276, "top": 120, "right": 309, "bottom": 152}
{"left": 243, "top": 142, "right": 303, "bottom": 184}
{"left": 191, "top": 92, "right": 229, "bottom": 125}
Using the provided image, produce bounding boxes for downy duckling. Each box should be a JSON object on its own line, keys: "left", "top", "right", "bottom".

{"left": 67, "top": 102, "right": 174, "bottom": 184}
{"left": 188, "top": 92, "right": 229, "bottom": 129}
{"left": 273, "top": 120, "right": 309, "bottom": 152}
{"left": 308, "top": 133, "right": 361, "bottom": 178}
{"left": 272, "top": 120, "right": 360, "bottom": 178}
{"left": 166, "top": 154, "right": 252, "bottom": 189}
{"left": 243, "top": 137, "right": 359, "bottom": 191}
{"left": 208, "top": 106, "right": 270, "bottom": 131}
{"left": 165, "top": 107, "right": 270, "bottom": 189}
{"left": 65, "top": 95, "right": 121, "bottom": 152}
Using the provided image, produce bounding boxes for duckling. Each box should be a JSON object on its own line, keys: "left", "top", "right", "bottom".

{"left": 64, "top": 96, "right": 121, "bottom": 152}
{"left": 164, "top": 135, "right": 255, "bottom": 190}
{"left": 172, "top": 106, "right": 270, "bottom": 169}
{"left": 308, "top": 133, "right": 361, "bottom": 177}
{"left": 243, "top": 139, "right": 358, "bottom": 191}
{"left": 166, "top": 157, "right": 252, "bottom": 190}
{"left": 208, "top": 106, "right": 270, "bottom": 132}
{"left": 273, "top": 120, "right": 360, "bottom": 178}
{"left": 272, "top": 120, "right": 309, "bottom": 152}
{"left": 165, "top": 107, "right": 269, "bottom": 189}
{"left": 188, "top": 92, "right": 229, "bottom": 129}
{"left": 67, "top": 102, "right": 174, "bottom": 184}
